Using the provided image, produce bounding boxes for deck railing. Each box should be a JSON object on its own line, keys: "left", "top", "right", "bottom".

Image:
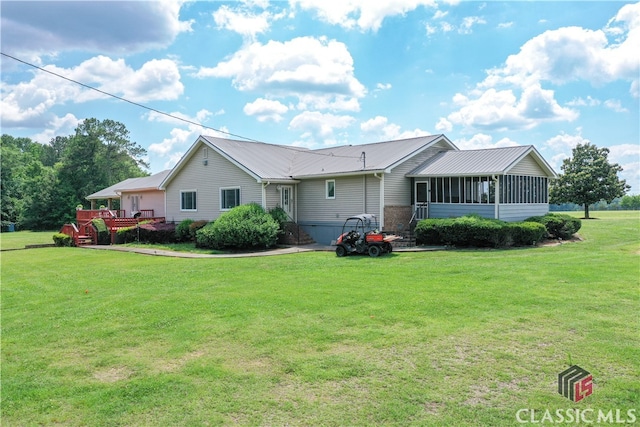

{"left": 414, "top": 203, "right": 429, "bottom": 220}
{"left": 76, "top": 209, "right": 157, "bottom": 223}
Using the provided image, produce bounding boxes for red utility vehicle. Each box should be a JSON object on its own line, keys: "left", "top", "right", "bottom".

{"left": 334, "top": 214, "right": 397, "bottom": 257}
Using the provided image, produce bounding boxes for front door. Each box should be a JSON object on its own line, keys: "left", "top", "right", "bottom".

{"left": 281, "top": 186, "right": 294, "bottom": 219}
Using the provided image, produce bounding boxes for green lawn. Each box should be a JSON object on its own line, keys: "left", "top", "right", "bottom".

{"left": 0, "top": 230, "right": 57, "bottom": 250}
{"left": 2, "top": 212, "right": 638, "bottom": 426}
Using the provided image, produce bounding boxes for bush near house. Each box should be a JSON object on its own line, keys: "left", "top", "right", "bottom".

{"left": 175, "top": 219, "right": 194, "bottom": 242}
{"left": 115, "top": 221, "right": 176, "bottom": 244}
{"left": 176, "top": 219, "right": 209, "bottom": 242}
{"left": 524, "top": 213, "right": 582, "bottom": 240}
{"left": 415, "top": 215, "right": 546, "bottom": 248}
{"left": 52, "top": 233, "right": 73, "bottom": 247}
{"left": 196, "top": 203, "right": 279, "bottom": 250}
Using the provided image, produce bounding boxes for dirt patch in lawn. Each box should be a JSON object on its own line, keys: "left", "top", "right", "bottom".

{"left": 93, "top": 366, "right": 133, "bottom": 383}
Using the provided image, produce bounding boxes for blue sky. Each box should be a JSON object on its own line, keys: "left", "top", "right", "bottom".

{"left": 2, "top": 1, "right": 638, "bottom": 193}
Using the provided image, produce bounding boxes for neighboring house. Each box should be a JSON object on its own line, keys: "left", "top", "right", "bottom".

{"left": 158, "top": 135, "right": 557, "bottom": 244}
{"left": 86, "top": 170, "right": 171, "bottom": 218}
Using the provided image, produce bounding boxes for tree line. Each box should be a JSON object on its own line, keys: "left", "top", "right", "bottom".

{"left": 1, "top": 118, "right": 148, "bottom": 230}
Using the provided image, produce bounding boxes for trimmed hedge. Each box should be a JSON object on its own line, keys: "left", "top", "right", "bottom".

{"left": 524, "top": 213, "right": 581, "bottom": 239}
{"left": 415, "top": 215, "right": 546, "bottom": 248}
{"left": 196, "top": 203, "right": 279, "bottom": 250}
{"left": 53, "top": 233, "right": 73, "bottom": 247}
{"left": 115, "top": 221, "right": 176, "bottom": 244}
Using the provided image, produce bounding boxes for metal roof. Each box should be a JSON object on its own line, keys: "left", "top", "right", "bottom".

{"left": 407, "top": 145, "right": 556, "bottom": 177}
{"left": 86, "top": 170, "right": 171, "bottom": 200}
{"left": 290, "top": 135, "right": 445, "bottom": 177}
{"left": 186, "top": 135, "right": 449, "bottom": 182}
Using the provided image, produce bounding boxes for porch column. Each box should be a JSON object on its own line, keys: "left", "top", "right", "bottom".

{"left": 494, "top": 176, "right": 500, "bottom": 220}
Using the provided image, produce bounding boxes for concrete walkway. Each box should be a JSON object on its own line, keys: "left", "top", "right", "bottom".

{"left": 81, "top": 243, "right": 444, "bottom": 258}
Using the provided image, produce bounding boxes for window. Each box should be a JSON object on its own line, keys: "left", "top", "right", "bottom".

{"left": 326, "top": 180, "right": 335, "bottom": 199}
{"left": 221, "top": 188, "right": 240, "bottom": 210}
{"left": 181, "top": 191, "right": 197, "bottom": 211}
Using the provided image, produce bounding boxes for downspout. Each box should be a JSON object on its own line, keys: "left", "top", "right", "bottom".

{"left": 262, "top": 181, "right": 270, "bottom": 210}
{"left": 363, "top": 175, "right": 366, "bottom": 213}
{"left": 374, "top": 173, "right": 384, "bottom": 228}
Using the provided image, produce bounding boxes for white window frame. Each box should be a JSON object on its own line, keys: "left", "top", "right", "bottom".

{"left": 220, "top": 187, "right": 241, "bottom": 211}
{"left": 180, "top": 190, "right": 197, "bottom": 211}
{"left": 326, "top": 179, "right": 335, "bottom": 199}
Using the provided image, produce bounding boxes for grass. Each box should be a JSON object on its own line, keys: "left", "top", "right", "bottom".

{"left": 0, "top": 230, "right": 57, "bottom": 250}
{"left": 1, "top": 211, "right": 639, "bottom": 426}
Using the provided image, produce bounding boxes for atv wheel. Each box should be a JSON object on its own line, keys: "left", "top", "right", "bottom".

{"left": 384, "top": 242, "right": 393, "bottom": 253}
{"left": 336, "top": 245, "right": 347, "bottom": 257}
{"left": 368, "top": 245, "right": 381, "bottom": 257}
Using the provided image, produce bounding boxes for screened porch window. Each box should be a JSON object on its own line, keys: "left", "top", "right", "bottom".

{"left": 429, "top": 177, "right": 495, "bottom": 204}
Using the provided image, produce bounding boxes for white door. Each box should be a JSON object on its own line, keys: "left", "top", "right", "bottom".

{"left": 281, "top": 186, "right": 294, "bottom": 219}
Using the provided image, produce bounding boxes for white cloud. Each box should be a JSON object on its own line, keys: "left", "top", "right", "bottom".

{"left": 459, "top": 16, "right": 486, "bottom": 34}
{"left": 566, "top": 96, "right": 601, "bottom": 107}
{"left": 498, "top": 22, "right": 514, "bottom": 29}
{"left": 290, "top": 0, "right": 437, "bottom": 32}
{"left": 147, "top": 109, "right": 215, "bottom": 156}
{"left": 360, "top": 115, "right": 430, "bottom": 140}
{"left": 435, "top": 117, "right": 452, "bottom": 132}
{"left": 197, "top": 37, "right": 365, "bottom": 111}
{"left": 452, "top": 133, "right": 519, "bottom": 150}
{"left": 30, "top": 113, "right": 81, "bottom": 144}
{"left": 447, "top": 84, "right": 578, "bottom": 131}
{"left": 213, "top": 4, "right": 283, "bottom": 39}
{"left": 603, "top": 99, "right": 628, "bottom": 113}
{"left": 544, "top": 129, "right": 590, "bottom": 151}
{"left": 445, "top": 3, "right": 640, "bottom": 131}
{"left": 289, "top": 111, "right": 355, "bottom": 138}
{"left": 243, "top": 98, "right": 289, "bottom": 122}
{"left": 0, "top": 0, "right": 192, "bottom": 56}
{"left": 375, "top": 83, "right": 392, "bottom": 91}
{"left": 1, "top": 56, "right": 183, "bottom": 129}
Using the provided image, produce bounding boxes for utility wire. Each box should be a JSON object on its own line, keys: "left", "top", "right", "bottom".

{"left": 1, "top": 51, "right": 262, "bottom": 143}
{"left": 1, "top": 51, "right": 362, "bottom": 160}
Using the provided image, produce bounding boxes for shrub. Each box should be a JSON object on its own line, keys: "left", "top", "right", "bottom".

{"left": 115, "top": 221, "right": 175, "bottom": 244}
{"left": 176, "top": 219, "right": 194, "bottom": 242}
{"left": 189, "top": 220, "right": 209, "bottom": 240}
{"left": 415, "top": 214, "right": 545, "bottom": 248}
{"left": 196, "top": 203, "right": 279, "bottom": 250}
{"left": 53, "top": 233, "right": 73, "bottom": 247}
{"left": 507, "top": 222, "right": 547, "bottom": 246}
{"left": 525, "top": 213, "right": 582, "bottom": 239}
{"left": 269, "top": 206, "right": 290, "bottom": 230}
{"left": 91, "top": 218, "right": 110, "bottom": 245}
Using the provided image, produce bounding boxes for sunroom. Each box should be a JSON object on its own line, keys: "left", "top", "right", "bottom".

{"left": 407, "top": 145, "right": 557, "bottom": 222}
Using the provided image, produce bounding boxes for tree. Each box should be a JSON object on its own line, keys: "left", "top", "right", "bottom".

{"left": 620, "top": 194, "right": 640, "bottom": 210}
{"left": 550, "top": 143, "right": 630, "bottom": 218}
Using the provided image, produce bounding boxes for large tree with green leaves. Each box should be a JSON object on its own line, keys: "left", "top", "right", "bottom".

{"left": 1, "top": 119, "right": 149, "bottom": 230}
{"left": 550, "top": 143, "right": 629, "bottom": 219}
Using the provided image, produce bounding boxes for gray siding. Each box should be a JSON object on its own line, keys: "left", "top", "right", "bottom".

{"left": 498, "top": 204, "right": 549, "bottom": 221}
{"left": 298, "top": 175, "right": 374, "bottom": 222}
{"left": 429, "top": 204, "right": 494, "bottom": 219}
{"left": 165, "top": 141, "right": 262, "bottom": 223}
{"left": 509, "top": 154, "right": 546, "bottom": 176}
{"left": 385, "top": 147, "right": 445, "bottom": 205}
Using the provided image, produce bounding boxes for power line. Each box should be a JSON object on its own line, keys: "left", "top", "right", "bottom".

{"left": 1, "top": 51, "right": 262, "bottom": 143}
{"left": 1, "top": 51, "right": 363, "bottom": 161}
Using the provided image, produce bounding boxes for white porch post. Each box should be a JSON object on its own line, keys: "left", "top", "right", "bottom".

{"left": 494, "top": 176, "right": 500, "bottom": 219}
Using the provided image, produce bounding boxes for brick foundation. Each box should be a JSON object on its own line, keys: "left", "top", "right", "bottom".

{"left": 384, "top": 206, "right": 413, "bottom": 234}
